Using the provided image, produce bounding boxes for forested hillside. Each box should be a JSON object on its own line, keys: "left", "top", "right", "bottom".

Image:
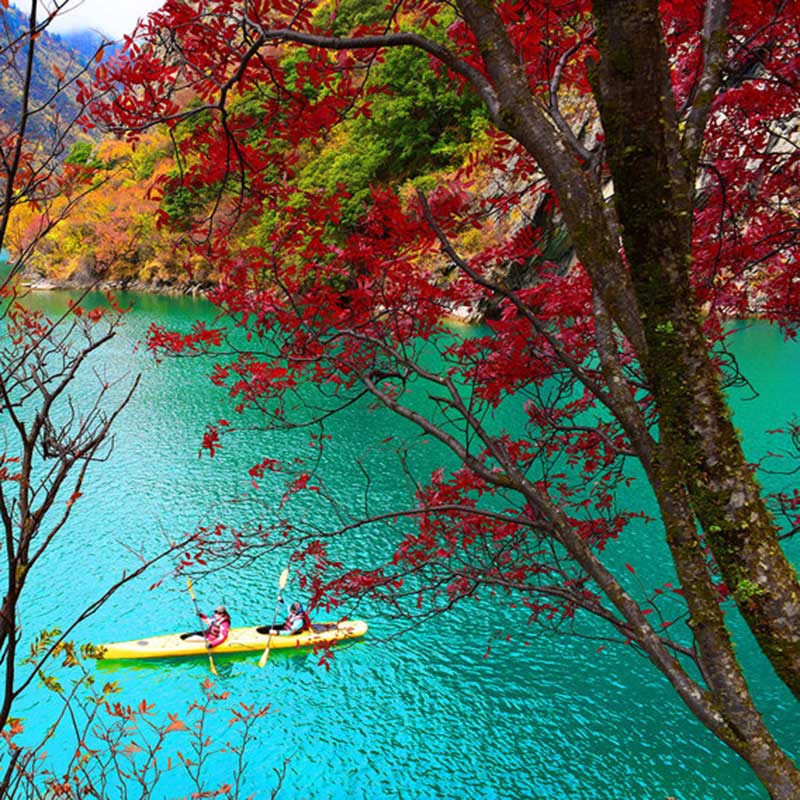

{"left": 12, "top": 0, "right": 573, "bottom": 302}
{"left": 18, "top": 0, "right": 793, "bottom": 317}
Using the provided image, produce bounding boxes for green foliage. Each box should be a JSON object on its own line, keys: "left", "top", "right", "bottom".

{"left": 372, "top": 45, "right": 480, "bottom": 170}
{"left": 297, "top": 136, "right": 388, "bottom": 229}
{"left": 655, "top": 320, "right": 676, "bottom": 335}
{"left": 172, "top": 98, "right": 216, "bottom": 139}
{"left": 281, "top": 49, "right": 319, "bottom": 100}
{"left": 133, "top": 147, "right": 160, "bottom": 181}
{"left": 162, "top": 182, "right": 200, "bottom": 226}
{"left": 317, "top": 0, "right": 393, "bottom": 34}
{"left": 66, "top": 140, "right": 102, "bottom": 167}
{"left": 24, "top": 627, "right": 62, "bottom": 663}
{"left": 294, "top": 10, "right": 486, "bottom": 231}
{"left": 65, "top": 139, "right": 130, "bottom": 173}
{"left": 734, "top": 578, "right": 766, "bottom": 603}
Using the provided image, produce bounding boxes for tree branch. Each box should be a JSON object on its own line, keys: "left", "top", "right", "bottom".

{"left": 682, "top": 0, "right": 731, "bottom": 180}
{"left": 243, "top": 24, "right": 503, "bottom": 119}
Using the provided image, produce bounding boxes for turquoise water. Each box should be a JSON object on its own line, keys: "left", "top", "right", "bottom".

{"left": 6, "top": 293, "right": 800, "bottom": 799}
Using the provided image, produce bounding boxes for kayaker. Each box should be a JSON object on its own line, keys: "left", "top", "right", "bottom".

{"left": 198, "top": 605, "right": 231, "bottom": 647}
{"left": 269, "top": 598, "right": 311, "bottom": 635}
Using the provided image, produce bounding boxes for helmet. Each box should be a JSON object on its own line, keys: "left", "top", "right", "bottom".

{"left": 290, "top": 602, "right": 302, "bottom": 613}
{"left": 215, "top": 605, "right": 227, "bottom": 615}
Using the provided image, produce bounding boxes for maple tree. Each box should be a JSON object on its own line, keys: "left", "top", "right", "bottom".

{"left": 90, "top": 0, "right": 800, "bottom": 795}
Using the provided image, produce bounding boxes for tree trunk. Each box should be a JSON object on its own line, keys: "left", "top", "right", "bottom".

{"left": 453, "top": 0, "right": 800, "bottom": 793}
{"left": 590, "top": 0, "right": 800, "bottom": 700}
{"left": 729, "top": 735, "right": 800, "bottom": 800}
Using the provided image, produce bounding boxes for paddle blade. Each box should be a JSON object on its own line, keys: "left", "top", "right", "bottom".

{"left": 187, "top": 578, "right": 196, "bottom": 601}
{"left": 209, "top": 654, "right": 218, "bottom": 676}
{"left": 259, "top": 567, "right": 289, "bottom": 668}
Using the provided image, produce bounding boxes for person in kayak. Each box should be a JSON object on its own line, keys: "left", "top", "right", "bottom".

{"left": 269, "top": 598, "right": 311, "bottom": 635}
{"left": 197, "top": 605, "right": 231, "bottom": 647}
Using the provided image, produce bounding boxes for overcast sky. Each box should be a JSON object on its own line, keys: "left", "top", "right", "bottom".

{"left": 11, "top": 0, "right": 163, "bottom": 39}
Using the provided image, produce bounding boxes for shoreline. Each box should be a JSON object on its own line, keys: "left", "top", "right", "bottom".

{"left": 18, "top": 275, "right": 771, "bottom": 327}
{"left": 21, "top": 275, "right": 211, "bottom": 298}
{"left": 20, "top": 275, "right": 485, "bottom": 323}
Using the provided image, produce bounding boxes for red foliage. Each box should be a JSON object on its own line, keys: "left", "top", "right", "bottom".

{"left": 89, "top": 0, "right": 799, "bottom": 641}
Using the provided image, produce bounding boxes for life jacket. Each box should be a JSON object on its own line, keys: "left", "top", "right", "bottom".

{"left": 286, "top": 606, "right": 311, "bottom": 633}
{"left": 205, "top": 613, "right": 230, "bottom": 643}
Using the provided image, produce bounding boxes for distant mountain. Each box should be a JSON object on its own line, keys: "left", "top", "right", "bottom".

{"left": 0, "top": 6, "right": 106, "bottom": 142}
{"left": 55, "top": 28, "right": 110, "bottom": 61}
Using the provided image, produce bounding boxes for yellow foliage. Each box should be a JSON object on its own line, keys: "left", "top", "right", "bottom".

{"left": 13, "top": 129, "right": 199, "bottom": 287}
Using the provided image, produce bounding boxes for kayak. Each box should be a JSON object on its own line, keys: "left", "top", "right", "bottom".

{"left": 99, "top": 620, "right": 368, "bottom": 661}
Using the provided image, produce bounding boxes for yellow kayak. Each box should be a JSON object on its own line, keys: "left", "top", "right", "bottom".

{"left": 99, "top": 620, "right": 368, "bottom": 660}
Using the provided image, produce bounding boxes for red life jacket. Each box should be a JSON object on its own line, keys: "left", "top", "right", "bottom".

{"left": 204, "top": 613, "right": 230, "bottom": 645}
{"left": 286, "top": 606, "right": 311, "bottom": 633}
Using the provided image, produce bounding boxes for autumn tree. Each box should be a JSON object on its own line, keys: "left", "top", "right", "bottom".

{"left": 0, "top": 3, "right": 213, "bottom": 795}
{"left": 11, "top": 131, "right": 207, "bottom": 289}
{"left": 0, "top": 0, "right": 121, "bottom": 733}
{"left": 0, "top": 1, "right": 109, "bottom": 278}
{"left": 92, "top": 0, "right": 800, "bottom": 796}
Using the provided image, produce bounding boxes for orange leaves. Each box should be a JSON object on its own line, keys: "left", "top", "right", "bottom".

{"left": 164, "top": 713, "right": 189, "bottom": 733}
{"left": 45, "top": 781, "right": 73, "bottom": 797}
{"left": 230, "top": 702, "right": 271, "bottom": 725}
{"left": 104, "top": 697, "right": 155, "bottom": 720}
{"left": 122, "top": 741, "right": 143, "bottom": 758}
{"left": 138, "top": 698, "right": 155, "bottom": 715}
{"left": 1, "top": 717, "right": 23, "bottom": 745}
{"left": 18, "top": 129, "right": 188, "bottom": 286}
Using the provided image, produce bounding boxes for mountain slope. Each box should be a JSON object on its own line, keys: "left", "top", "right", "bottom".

{"left": 0, "top": 6, "right": 104, "bottom": 139}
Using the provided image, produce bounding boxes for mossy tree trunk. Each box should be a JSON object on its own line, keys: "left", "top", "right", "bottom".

{"left": 455, "top": 0, "right": 800, "bottom": 794}
{"left": 589, "top": 0, "right": 800, "bottom": 701}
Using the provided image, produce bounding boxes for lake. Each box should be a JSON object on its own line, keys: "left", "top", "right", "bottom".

{"left": 7, "top": 290, "right": 800, "bottom": 799}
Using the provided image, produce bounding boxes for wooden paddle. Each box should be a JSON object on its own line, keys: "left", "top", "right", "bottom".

{"left": 187, "top": 577, "right": 218, "bottom": 676}
{"left": 258, "top": 568, "right": 290, "bottom": 668}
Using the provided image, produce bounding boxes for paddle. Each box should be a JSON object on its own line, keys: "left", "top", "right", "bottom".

{"left": 187, "top": 577, "right": 218, "bottom": 677}
{"left": 258, "top": 568, "right": 290, "bottom": 668}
